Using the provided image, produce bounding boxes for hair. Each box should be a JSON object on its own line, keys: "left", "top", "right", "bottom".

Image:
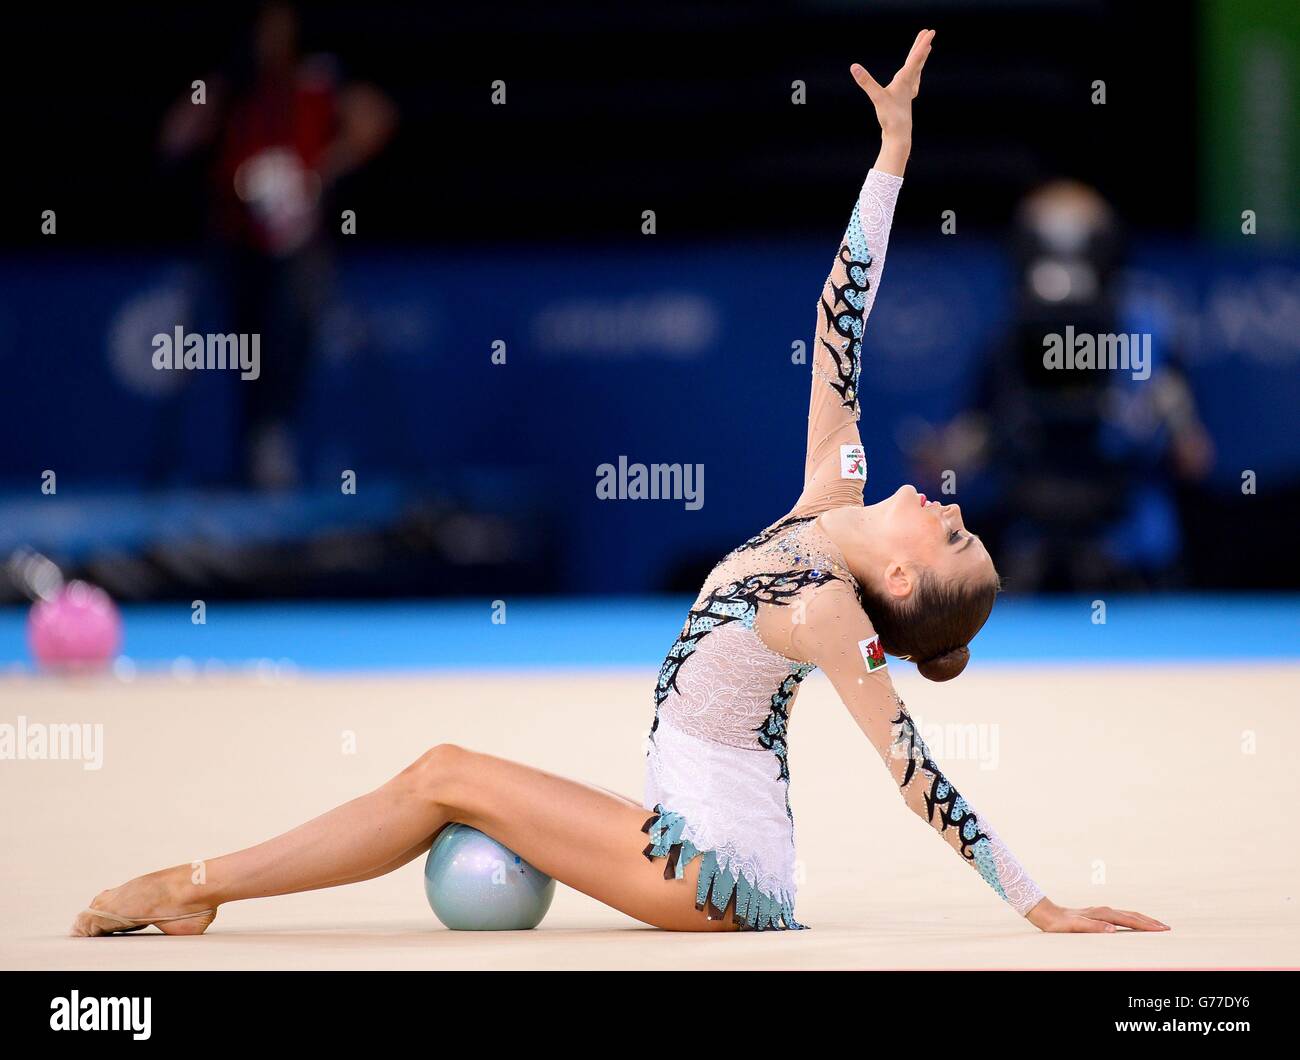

{"left": 857, "top": 569, "right": 1000, "bottom": 682}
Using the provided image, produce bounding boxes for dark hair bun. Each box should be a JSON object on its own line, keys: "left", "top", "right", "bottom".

{"left": 917, "top": 645, "right": 969, "bottom": 682}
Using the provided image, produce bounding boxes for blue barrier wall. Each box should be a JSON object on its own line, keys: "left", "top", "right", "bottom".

{"left": 2, "top": 240, "right": 1297, "bottom": 592}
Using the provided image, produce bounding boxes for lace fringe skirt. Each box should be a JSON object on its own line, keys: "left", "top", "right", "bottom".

{"left": 643, "top": 717, "right": 806, "bottom": 931}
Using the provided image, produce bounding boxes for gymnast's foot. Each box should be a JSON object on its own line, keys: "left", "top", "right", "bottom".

{"left": 70, "top": 867, "right": 218, "bottom": 937}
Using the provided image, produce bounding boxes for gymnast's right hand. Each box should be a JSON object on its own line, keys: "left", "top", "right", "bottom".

{"left": 1026, "top": 897, "right": 1170, "bottom": 933}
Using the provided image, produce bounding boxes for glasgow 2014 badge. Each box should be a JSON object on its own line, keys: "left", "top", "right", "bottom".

{"left": 840, "top": 444, "right": 867, "bottom": 480}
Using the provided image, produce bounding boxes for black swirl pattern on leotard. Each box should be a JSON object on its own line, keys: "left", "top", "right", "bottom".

{"left": 725, "top": 515, "right": 817, "bottom": 557}
{"left": 817, "top": 239, "right": 872, "bottom": 413}
{"left": 756, "top": 662, "right": 815, "bottom": 790}
{"left": 650, "top": 568, "right": 840, "bottom": 732}
{"left": 890, "top": 704, "right": 991, "bottom": 861}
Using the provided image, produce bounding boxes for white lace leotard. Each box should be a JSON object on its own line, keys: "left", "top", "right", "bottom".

{"left": 641, "top": 169, "right": 1045, "bottom": 930}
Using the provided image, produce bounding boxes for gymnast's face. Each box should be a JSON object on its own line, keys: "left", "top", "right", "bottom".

{"left": 875, "top": 484, "right": 994, "bottom": 593}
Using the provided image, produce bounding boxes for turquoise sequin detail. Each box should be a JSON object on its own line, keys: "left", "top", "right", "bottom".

{"left": 844, "top": 201, "right": 871, "bottom": 271}
{"left": 642, "top": 804, "right": 806, "bottom": 932}
{"left": 971, "top": 837, "right": 1009, "bottom": 901}
{"left": 816, "top": 204, "right": 874, "bottom": 412}
{"left": 891, "top": 705, "right": 997, "bottom": 862}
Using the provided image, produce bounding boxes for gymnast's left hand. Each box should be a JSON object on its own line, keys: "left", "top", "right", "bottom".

{"left": 850, "top": 27, "right": 934, "bottom": 138}
{"left": 1026, "top": 897, "right": 1171, "bottom": 933}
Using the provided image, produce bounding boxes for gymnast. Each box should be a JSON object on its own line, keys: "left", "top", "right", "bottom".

{"left": 73, "top": 29, "right": 1168, "bottom": 937}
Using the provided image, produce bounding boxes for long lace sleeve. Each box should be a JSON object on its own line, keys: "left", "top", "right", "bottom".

{"left": 886, "top": 697, "right": 1047, "bottom": 915}
{"left": 785, "top": 580, "right": 1046, "bottom": 917}
{"left": 793, "top": 168, "right": 903, "bottom": 518}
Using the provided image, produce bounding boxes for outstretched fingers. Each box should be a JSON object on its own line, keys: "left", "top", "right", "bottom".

{"left": 1065, "top": 914, "right": 1118, "bottom": 933}
{"left": 1063, "top": 906, "right": 1172, "bottom": 932}
{"left": 849, "top": 62, "right": 884, "bottom": 102}
{"left": 852, "top": 28, "right": 936, "bottom": 104}
{"left": 898, "top": 28, "right": 935, "bottom": 91}
{"left": 1083, "top": 906, "right": 1172, "bottom": 932}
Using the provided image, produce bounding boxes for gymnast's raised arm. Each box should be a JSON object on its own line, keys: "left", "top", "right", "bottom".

{"left": 792, "top": 30, "right": 929, "bottom": 519}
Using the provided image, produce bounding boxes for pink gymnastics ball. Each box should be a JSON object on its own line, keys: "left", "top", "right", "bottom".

{"left": 28, "top": 581, "right": 123, "bottom": 672}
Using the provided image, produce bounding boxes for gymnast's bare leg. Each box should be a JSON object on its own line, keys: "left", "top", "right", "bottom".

{"left": 71, "top": 745, "right": 736, "bottom": 935}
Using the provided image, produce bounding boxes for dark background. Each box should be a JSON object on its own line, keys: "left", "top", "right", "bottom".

{"left": 0, "top": 0, "right": 1295, "bottom": 604}
{"left": 7, "top": 1, "right": 1199, "bottom": 246}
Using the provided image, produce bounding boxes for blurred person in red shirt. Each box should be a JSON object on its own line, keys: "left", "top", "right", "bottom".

{"left": 160, "top": 2, "right": 396, "bottom": 488}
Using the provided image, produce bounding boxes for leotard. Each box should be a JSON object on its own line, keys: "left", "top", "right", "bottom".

{"left": 642, "top": 168, "right": 1045, "bottom": 930}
